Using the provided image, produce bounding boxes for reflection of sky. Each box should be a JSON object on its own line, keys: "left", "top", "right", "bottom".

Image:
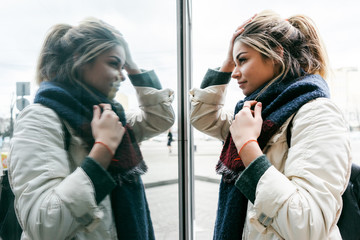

{"left": 0, "top": 0, "right": 178, "bottom": 117}
{"left": 1, "top": 0, "right": 360, "bottom": 118}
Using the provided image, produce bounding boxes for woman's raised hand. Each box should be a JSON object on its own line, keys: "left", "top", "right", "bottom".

{"left": 119, "top": 37, "right": 141, "bottom": 75}
{"left": 220, "top": 14, "right": 257, "bottom": 73}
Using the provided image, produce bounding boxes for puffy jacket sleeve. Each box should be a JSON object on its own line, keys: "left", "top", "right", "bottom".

{"left": 189, "top": 68, "right": 233, "bottom": 141}
{"left": 126, "top": 70, "right": 175, "bottom": 142}
{"left": 8, "top": 104, "right": 116, "bottom": 240}
{"left": 235, "top": 98, "right": 352, "bottom": 239}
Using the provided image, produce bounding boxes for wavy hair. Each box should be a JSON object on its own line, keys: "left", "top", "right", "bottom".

{"left": 36, "top": 18, "right": 123, "bottom": 85}
{"left": 235, "top": 10, "right": 329, "bottom": 94}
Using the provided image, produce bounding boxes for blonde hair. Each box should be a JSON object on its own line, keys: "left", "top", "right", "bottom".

{"left": 36, "top": 18, "right": 123, "bottom": 85}
{"left": 235, "top": 10, "right": 328, "bottom": 94}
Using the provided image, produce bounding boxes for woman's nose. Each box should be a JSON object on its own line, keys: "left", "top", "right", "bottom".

{"left": 231, "top": 66, "right": 241, "bottom": 79}
{"left": 117, "top": 71, "right": 126, "bottom": 82}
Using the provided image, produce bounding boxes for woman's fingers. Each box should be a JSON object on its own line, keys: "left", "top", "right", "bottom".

{"left": 254, "top": 102, "right": 263, "bottom": 122}
{"left": 231, "top": 28, "right": 245, "bottom": 42}
{"left": 99, "top": 103, "right": 112, "bottom": 112}
{"left": 242, "top": 101, "right": 251, "bottom": 109}
{"left": 232, "top": 14, "right": 257, "bottom": 41}
{"left": 97, "top": 103, "right": 119, "bottom": 118}
{"left": 221, "top": 14, "right": 257, "bottom": 73}
{"left": 242, "top": 100, "right": 257, "bottom": 110}
{"left": 93, "top": 105, "right": 101, "bottom": 120}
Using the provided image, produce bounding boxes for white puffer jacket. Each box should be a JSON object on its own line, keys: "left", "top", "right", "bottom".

{"left": 190, "top": 78, "right": 351, "bottom": 239}
{"left": 8, "top": 75, "right": 175, "bottom": 240}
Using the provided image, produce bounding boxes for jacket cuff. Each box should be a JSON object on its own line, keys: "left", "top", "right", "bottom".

{"left": 128, "top": 70, "right": 162, "bottom": 90}
{"left": 200, "top": 68, "right": 232, "bottom": 89}
{"left": 81, "top": 157, "right": 117, "bottom": 204}
{"left": 235, "top": 154, "right": 271, "bottom": 203}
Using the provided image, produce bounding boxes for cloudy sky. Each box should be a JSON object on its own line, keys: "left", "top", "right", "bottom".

{"left": 1, "top": 0, "right": 360, "bottom": 118}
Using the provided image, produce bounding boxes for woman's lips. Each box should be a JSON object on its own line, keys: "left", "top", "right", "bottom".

{"left": 238, "top": 81, "right": 246, "bottom": 88}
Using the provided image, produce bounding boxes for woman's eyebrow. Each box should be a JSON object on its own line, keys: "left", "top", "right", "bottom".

{"left": 110, "top": 56, "right": 122, "bottom": 63}
{"left": 235, "top": 52, "right": 247, "bottom": 59}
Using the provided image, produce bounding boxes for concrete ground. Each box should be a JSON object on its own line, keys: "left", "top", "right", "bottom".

{"left": 142, "top": 138, "right": 222, "bottom": 240}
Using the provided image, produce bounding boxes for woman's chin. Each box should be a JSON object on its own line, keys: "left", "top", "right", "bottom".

{"left": 108, "top": 90, "right": 117, "bottom": 100}
{"left": 241, "top": 89, "right": 248, "bottom": 96}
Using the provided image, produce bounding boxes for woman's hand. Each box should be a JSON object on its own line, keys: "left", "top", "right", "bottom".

{"left": 220, "top": 14, "right": 256, "bottom": 73}
{"left": 230, "top": 101, "right": 263, "bottom": 166}
{"left": 119, "top": 37, "right": 141, "bottom": 75}
{"left": 89, "top": 103, "right": 125, "bottom": 168}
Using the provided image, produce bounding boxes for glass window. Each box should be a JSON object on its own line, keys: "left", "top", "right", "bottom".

{"left": 192, "top": 0, "right": 360, "bottom": 239}
{"left": 0, "top": 0, "right": 179, "bottom": 239}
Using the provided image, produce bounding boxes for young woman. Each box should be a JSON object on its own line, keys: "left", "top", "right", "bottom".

{"left": 190, "top": 11, "right": 351, "bottom": 239}
{"left": 8, "top": 18, "right": 174, "bottom": 239}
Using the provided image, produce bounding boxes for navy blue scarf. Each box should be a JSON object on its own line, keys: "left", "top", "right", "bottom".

{"left": 34, "top": 81, "right": 147, "bottom": 179}
{"left": 216, "top": 74, "right": 330, "bottom": 183}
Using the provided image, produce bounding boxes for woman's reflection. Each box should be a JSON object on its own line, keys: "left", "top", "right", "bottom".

{"left": 8, "top": 17, "right": 174, "bottom": 239}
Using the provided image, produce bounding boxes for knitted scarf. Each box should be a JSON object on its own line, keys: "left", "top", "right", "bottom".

{"left": 216, "top": 74, "right": 330, "bottom": 183}
{"left": 34, "top": 80, "right": 147, "bottom": 180}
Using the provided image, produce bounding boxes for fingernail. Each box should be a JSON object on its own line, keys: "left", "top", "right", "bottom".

{"left": 258, "top": 102, "right": 262, "bottom": 107}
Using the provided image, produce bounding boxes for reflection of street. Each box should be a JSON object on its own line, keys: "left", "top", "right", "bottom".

{"left": 141, "top": 138, "right": 222, "bottom": 240}
{"left": 142, "top": 132, "right": 360, "bottom": 240}
{"left": 141, "top": 138, "right": 222, "bottom": 184}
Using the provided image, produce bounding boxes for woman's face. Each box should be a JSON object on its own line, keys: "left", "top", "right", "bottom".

{"left": 231, "top": 41, "right": 278, "bottom": 96}
{"left": 81, "top": 45, "right": 126, "bottom": 98}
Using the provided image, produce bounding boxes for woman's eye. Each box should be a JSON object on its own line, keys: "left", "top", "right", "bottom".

{"left": 110, "top": 61, "right": 120, "bottom": 68}
{"left": 238, "top": 58, "right": 247, "bottom": 64}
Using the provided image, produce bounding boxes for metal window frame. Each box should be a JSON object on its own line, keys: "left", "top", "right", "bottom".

{"left": 177, "top": 0, "right": 194, "bottom": 239}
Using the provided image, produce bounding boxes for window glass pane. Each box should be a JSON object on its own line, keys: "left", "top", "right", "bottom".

{"left": 0, "top": 1, "right": 178, "bottom": 239}
{"left": 192, "top": 1, "right": 360, "bottom": 239}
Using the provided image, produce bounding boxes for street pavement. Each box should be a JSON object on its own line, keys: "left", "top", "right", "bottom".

{"left": 141, "top": 138, "right": 222, "bottom": 240}
{"left": 141, "top": 132, "right": 360, "bottom": 240}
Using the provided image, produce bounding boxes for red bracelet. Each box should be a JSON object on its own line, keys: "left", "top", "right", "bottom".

{"left": 94, "top": 141, "right": 114, "bottom": 156}
{"left": 238, "top": 139, "right": 258, "bottom": 158}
